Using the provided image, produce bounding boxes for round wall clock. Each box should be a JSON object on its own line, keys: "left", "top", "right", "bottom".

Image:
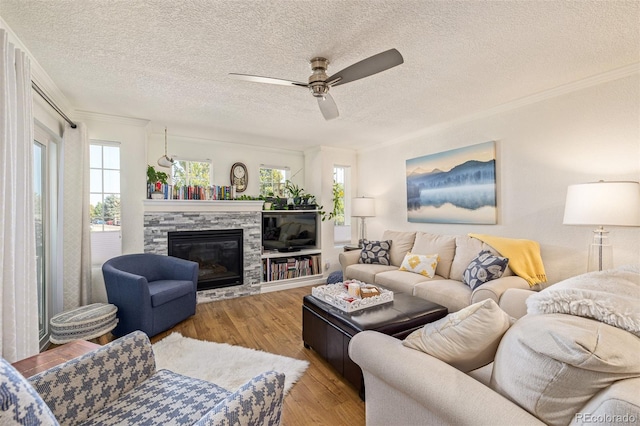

{"left": 230, "top": 162, "right": 248, "bottom": 192}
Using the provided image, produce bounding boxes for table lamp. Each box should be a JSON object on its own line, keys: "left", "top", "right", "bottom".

{"left": 563, "top": 181, "right": 640, "bottom": 272}
{"left": 352, "top": 197, "right": 376, "bottom": 247}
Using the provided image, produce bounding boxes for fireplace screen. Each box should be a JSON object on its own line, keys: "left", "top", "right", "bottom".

{"left": 168, "top": 229, "right": 243, "bottom": 291}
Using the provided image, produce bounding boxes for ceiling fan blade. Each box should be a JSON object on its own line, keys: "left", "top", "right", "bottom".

{"left": 317, "top": 93, "right": 339, "bottom": 120}
{"left": 326, "top": 48, "right": 404, "bottom": 87}
{"left": 228, "top": 73, "right": 308, "bottom": 87}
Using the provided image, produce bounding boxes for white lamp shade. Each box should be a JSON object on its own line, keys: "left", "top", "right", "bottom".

{"left": 352, "top": 197, "right": 376, "bottom": 217}
{"left": 563, "top": 181, "right": 640, "bottom": 226}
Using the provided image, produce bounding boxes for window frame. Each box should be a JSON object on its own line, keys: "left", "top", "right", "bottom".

{"left": 259, "top": 165, "right": 289, "bottom": 197}
{"left": 89, "top": 140, "right": 122, "bottom": 267}
{"left": 170, "top": 157, "right": 213, "bottom": 187}
{"left": 333, "top": 165, "right": 352, "bottom": 244}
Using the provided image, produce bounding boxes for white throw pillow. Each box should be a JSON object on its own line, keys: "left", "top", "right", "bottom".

{"left": 526, "top": 266, "right": 640, "bottom": 336}
{"left": 402, "top": 299, "right": 513, "bottom": 372}
{"left": 398, "top": 253, "right": 439, "bottom": 278}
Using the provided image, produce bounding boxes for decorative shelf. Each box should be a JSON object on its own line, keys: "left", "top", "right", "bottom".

{"left": 143, "top": 199, "right": 264, "bottom": 213}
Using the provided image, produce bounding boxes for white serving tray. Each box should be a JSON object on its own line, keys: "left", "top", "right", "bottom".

{"left": 311, "top": 281, "right": 394, "bottom": 312}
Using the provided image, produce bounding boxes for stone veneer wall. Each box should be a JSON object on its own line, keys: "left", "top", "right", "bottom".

{"left": 144, "top": 211, "right": 262, "bottom": 303}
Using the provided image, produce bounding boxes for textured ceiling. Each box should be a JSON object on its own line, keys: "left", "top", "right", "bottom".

{"left": 1, "top": 0, "right": 639, "bottom": 151}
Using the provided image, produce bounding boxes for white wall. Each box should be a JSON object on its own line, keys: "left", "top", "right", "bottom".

{"left": 75, "top": 112, "right": 150, "bottom": 255}
{"left": 304, "top": 146, "right": 358, "bottom": 274}
{"left": 73, "top": 113, "right": 150, "bottom": 302}
{"left": 357, "top": 74, "right": 640, "bottom": 284}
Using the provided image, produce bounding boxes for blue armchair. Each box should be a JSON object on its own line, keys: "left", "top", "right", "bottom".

{"left": 102, "top": 253, "right": 198, "bottom": 337}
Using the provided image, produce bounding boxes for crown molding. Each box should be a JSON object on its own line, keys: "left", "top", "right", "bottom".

{"left": 73, "top": 110, "right": 150, "bottom": 127}
{"left": 361, "top": 63, "right": 640, "bottom": 153}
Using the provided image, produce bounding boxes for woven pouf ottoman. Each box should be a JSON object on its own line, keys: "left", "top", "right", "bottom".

{"left": 50, "top": 303, "right": 118, "bottom": 345}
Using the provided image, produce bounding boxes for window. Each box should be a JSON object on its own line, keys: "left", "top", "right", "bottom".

{"left": 333, "top": 165, "right": 351, "bottom": 243}
{"left": 34, "top": 124, "right": 60, "bottom": 349}
{"left": 259, "top": 166, "right": 288, "bottom": 197}
{"left": 172, "top": 159, "right": 211, "bottom": 187}
{"left": 90, "top": 142, "right": 121, "bottom": 266}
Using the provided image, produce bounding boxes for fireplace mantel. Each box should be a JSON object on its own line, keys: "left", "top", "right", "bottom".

{"left": 143, "top": 199, "right": 264, "bottom": 213}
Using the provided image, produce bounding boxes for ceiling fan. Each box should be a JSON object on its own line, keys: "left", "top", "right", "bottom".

{"left": 229, "top": 48, "right": 404, "bottom": 120}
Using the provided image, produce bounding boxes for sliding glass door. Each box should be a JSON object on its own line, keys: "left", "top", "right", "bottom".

{"left": 34, "top": 124, "right": 59, "bottom": 349}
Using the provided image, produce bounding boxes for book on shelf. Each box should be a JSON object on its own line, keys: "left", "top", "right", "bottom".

{"left": 147, "top": 183, "right": 235, "bottom": 200}
{"left": 262, "top": 254, "right": 322, "bottom": 282}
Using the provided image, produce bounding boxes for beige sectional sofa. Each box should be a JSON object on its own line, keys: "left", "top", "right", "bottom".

{"left": 349, "top": 266, "right": 640, "bottom": 425}
{"left": 339, "top": 230, "right": 544, "bottom": 312}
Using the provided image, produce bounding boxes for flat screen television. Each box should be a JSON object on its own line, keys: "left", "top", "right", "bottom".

{"left": 262, "top": 212, "right": 318, "bottom": 251}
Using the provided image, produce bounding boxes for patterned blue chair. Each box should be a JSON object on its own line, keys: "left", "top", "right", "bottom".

{"left": 102, "top": 253, "right": 198, "bottom": 337}
{"left": 0, "top": 331, "right": 285, "bottom": 425}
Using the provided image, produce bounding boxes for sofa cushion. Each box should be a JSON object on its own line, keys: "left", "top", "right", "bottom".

{"left": 403, "top": 299, "right": 513, "bottom": 372}
{"left": 399, "top": 253, "right": 439, "bottom": 278}
{"left": 411, "top": 232, "right": 456, "bottom": 278}
{"left": 413, "top": 279, "right": 472, "bottom": 313}
{"left": 359, "top": 240, "right": 392, "bottom": 265}
{"left": 382, "top": 230, "right": 416, "bottom": 266}
{"left": 78, "top": 370, "right": 231, "bottom": 425}
{"left": 573, "top": 377, "right": 640, "bottom": 426}
{"left": 449, "top": 236, "right": 496, "bottom": 281}
{"left": 374, "top": 270, "right": 437, "bottom": 294}
{"left": 463, "top": 250, "right": 509, "bottom": 290}
{"left": 345, "top": 264, "right": 397, "bottom": 284}
{"left": 491, "top": 314, "right": 640, "bottom": 426}
{"left": 149, "top": 279, "right": 195, "bottom": 307}
{"left": 0, "top": 358, "right": 59, "bottom": 426}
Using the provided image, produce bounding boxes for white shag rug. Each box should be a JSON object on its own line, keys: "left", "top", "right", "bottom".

{"left": 152, "top": 332, "right": 309, "bottom": 395}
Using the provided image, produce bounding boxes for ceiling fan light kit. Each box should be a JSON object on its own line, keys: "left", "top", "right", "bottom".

{"left": 229, "top": 48, "right": 404, "bottom": 121}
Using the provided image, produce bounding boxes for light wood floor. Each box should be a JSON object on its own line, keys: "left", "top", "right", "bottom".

{"left": 150, "top": 285, "right": 366, "bottom": 426}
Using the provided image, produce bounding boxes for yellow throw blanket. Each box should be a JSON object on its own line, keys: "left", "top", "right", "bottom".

{"left": 468, "top": 233, "right": 547, "bottom": 286}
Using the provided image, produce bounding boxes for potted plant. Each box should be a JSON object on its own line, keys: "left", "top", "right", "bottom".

{"left": 263, "top": 192, "right": 275, "bottom": 210}
{"left": 298, "top": 194, "right": 317, "bottom": 210}
{"left": 147, "top": 165, "right": 169, "bottom": 199}
{"left": 284, "top": 180, "right": 304, "bottom": 207}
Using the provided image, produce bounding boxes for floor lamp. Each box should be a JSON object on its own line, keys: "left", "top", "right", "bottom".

{"left": 563, "top": 181, "right": 640, "bottom": 272}
{"left": 352, "top": 197, "right": 376, "bottom": 247}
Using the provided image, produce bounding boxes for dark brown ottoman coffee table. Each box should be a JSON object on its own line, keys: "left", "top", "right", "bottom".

{"left": 302, "top": 290, "right": 448, "bottom": 399}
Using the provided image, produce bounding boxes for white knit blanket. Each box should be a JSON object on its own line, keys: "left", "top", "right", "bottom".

{"left": 526, "top": 265, "right": 640, "bottom": 337}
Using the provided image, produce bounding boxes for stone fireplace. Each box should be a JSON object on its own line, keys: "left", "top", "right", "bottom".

{"left": 143, "top": 200, "right": 263, "bottom": 302}
{"left": 168, "top": 229, "right": 244, "bottom": 291}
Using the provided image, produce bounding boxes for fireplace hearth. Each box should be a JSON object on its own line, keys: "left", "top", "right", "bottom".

{"left": 168, "top": 229, "right": 243, "bottom": 291}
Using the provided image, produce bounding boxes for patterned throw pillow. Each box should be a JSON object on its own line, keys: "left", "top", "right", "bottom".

{"left": 399, "top": 253, "right": 439, "bottom": 277}
{"left": 358, "top": 240, "right": 392, "bottom": 265}
{"left": 463, "top": 250, "right": 509, "bottom": 290}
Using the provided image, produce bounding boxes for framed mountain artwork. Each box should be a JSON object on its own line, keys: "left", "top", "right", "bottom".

{"left": 406, "top": 141, "right": 497, "bottom": 224}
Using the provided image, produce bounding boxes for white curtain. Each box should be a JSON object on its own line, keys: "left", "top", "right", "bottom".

{"left": 0, "top": 29, "right": 39, "bottom": 361}
{"left": 62, "top": 122, "right": 92, "bottom": 309}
